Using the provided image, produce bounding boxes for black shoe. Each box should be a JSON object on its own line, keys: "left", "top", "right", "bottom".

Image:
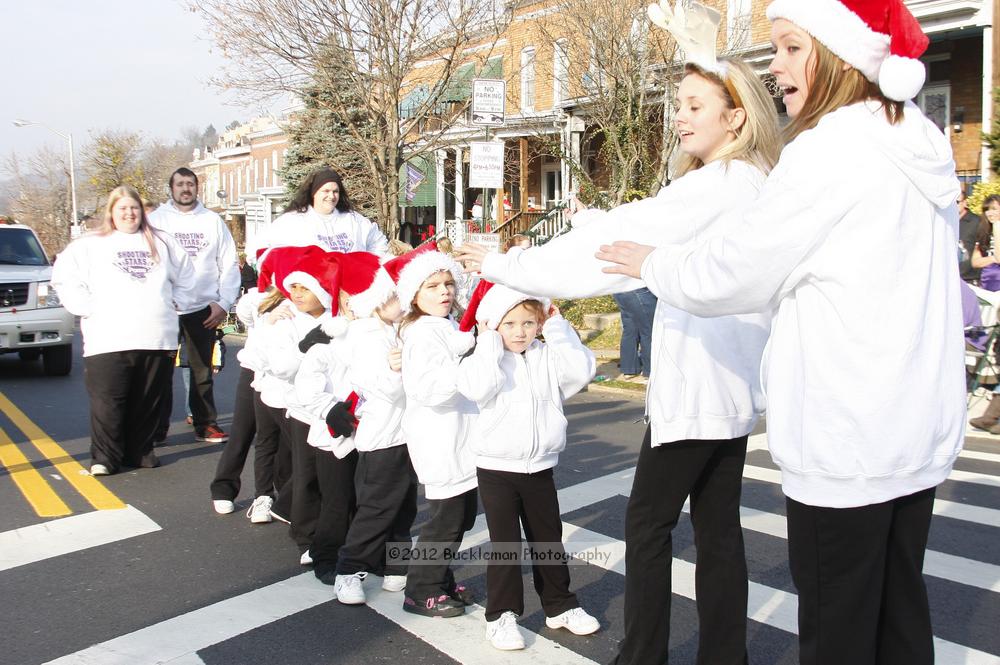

{"left": 315, "top": 568, "right": 338, "bottom": 586}
{"left": 402, "top": 594, "right": 466, "bottom": 618}
{"left": 139, "top": 452, "right": 160, "bottom": 469}
{"left": 449, "top": 583, "right": 474, "bottom": 606}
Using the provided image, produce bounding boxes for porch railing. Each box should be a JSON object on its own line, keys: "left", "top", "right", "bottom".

{"left": 526, "top": 203, "right": 570, "bottom": 246}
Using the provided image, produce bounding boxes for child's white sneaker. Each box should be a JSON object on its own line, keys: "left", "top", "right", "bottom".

{"left": 334, "top": 572, "right": 367, "bottom": 605}
{"left": 545, "top": 607, "right": 600, "bottom": 635}
{"left": 486, "top": 611, "right": 525, "bottom": 650}
{"left": 382, "top": 574, "right": 407, "bottom": 592}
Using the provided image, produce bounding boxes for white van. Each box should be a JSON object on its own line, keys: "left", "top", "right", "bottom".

{"left": 0, "top": 222, "right": 75, "bottom": 375}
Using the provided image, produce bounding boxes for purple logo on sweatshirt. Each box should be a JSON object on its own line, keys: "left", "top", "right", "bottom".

{"left": 173, "top": 232, "right": 209, "bottom": 257}
{"left": 316, "top": 233, "right": 354, "bottom": 253}
{"left": 114, "top": 250, "right": 153, "bottom": 280}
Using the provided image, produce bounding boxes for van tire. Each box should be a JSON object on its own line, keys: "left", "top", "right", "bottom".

{"left": 18, "top": 350, "right": 42, "bottom": 362}
{"left": 43, "top": 344, "right": 73, "bottom": 376}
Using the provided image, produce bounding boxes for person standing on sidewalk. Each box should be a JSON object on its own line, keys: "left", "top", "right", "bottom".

{"left": 150, "top": 167, "right": 241, "bottom": 444}
{"left": 613, "top": 287, "right": 657, "bottom": 381}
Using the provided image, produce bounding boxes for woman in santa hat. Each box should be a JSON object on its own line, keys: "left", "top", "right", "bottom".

{"left": 590, "top": 1, "right": 962, "bottom": 663}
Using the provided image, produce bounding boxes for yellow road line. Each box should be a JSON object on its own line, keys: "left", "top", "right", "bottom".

{"left": 0, "top": 425, "right": 72, "bottom": 517}
{"left": 0, "top": 392, "right": 126, "bottom": 511}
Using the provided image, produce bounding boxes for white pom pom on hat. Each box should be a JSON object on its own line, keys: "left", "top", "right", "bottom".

{"left": 767, "top": 0, "right": 929, "bottom": 101}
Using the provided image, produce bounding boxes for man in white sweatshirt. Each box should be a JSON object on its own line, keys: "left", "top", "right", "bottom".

{"left": 150, "top": 167, "right": 241, "bottom": 443}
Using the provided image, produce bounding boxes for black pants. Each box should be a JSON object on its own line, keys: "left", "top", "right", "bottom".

{"left": 477, "top": 467, "right": 579, "bottom": 622}
{"left": 251, "top": 394, "right": 287, "bottom": 499}
{"left": 269, "top": 405, "right": 296, "bottom": 520}
{"left": 286, "top": 417, "right": 358, "bottom": 570}
{"left": 613, "top": 430, "right": 749, "bottom": 665}
{"left": 209, "top": 368, "right": 258, "bottom": 501}
{"left": 787, "top": 487, "right": 936, "bottom": 665}
{"left": 337, "top": 445, "right": 418, "bottom": 577}
{"left": 406, "top": 488, "right": 478, "bottom": 601}
{"left": 84, "top": 350, "right": 175, "bottom": 472}
{"left": 179, "top": 306, "right": 218, "bottom": 429}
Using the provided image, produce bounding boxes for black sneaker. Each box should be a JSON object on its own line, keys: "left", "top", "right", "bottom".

{"left": 315, "top": 568, "right": 338, "bottom": 586}
{"left": 402, "top": 594, "right": 466, "bottom": 618}
{"left": 139, "top": 452, "right": 161, "bottom": 469}
{"left": 195, "top": 425, "right": 229, "bottom": 443}
{"left": 449, "top": 583, "right": 474, "bottom": 606}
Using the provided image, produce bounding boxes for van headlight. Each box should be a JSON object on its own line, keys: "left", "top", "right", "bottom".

{"left": 37, "top": 282, "right": 62, "bottom": 307}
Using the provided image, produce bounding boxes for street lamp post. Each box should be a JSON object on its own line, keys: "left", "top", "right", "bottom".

{"left": 13, "top": 119, "right": 80, "bottom": 238}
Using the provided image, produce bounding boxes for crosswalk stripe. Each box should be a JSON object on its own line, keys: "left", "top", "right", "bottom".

{"left": 0, "top": 392, "right": 125, "bottom": 511}
{"left": 0, "top": 505, "right": 161, "bottom": 573}
{"left": 0, "top": 425, "right": 71, "bottom": 517}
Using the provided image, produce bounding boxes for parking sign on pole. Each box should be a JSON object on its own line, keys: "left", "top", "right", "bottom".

{"left": 471, "top": 79, "right": 505, "bottom": 126}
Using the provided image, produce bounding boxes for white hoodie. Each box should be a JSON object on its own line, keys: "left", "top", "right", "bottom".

{"left": 457, "top": 316, "right": 596, "bottom": 473}
{"left": 347, "top": 317, "right": 407, "bottom": 453}
{"left": 254, "top": 207, "right": 389, "bottom": 258}
{"left": 291, "top": 317, "right": 356, "bottom": 458}
{"left": 148, "top": 201, "right": 241, "bottom": 313}
{"left": 52, "top": 230, "right": 196, "bottom": 357}
{"left": 481, "top": 159, "right": 771, "bottom": 445}
{"left": 254, "top": 308, "right": 334, "bottom": 411}
{"left": 401, "top": 315, "right": 478, "bottom": 500}
{"left": 641, "top": 101, "right": 964, "bottom": 508}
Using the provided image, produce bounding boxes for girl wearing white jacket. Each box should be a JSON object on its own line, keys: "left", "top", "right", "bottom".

{"left": 52, "top": 185, "right": 196, "bottom": 476}
{"left": 457, "top": 56, "right": 780, "bottom": 665}
{"left": 593, "top": 3, "right": 963, "bottom": 663}
{"left": 396, "top": 243, "right": 478, "bottom": 618}
{"left": 456, "top": 282, "right": 599, "bottom": 651}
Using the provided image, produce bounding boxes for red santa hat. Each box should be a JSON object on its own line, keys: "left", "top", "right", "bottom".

{"left": 335, "top": 251, "right": 397, "bottom": 318}
{"left": 281, "top": 251, "right": 342, "bottom": 312}
{"left": 385, "top": 241, "right": 465, "bottom": 315}
{"left": 766, "top": 0, "right": 929, "bottom": 102}
{"left": 257, "top": 245, "right": 327, "bottom": 297}
{"left": 458, "top": 279, "right": 550, "bottom": 332}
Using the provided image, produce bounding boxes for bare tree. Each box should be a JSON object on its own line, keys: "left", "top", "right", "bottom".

{"left": 85, "top": 130, "right": 149, "bottom": 201}
{"left": 2, "top": 146, "right": 77, "bottom": 252}
{"left": 535, "top": 0, "right": 680, "bottom": 208}
{"left": 189, "top": 0, "right": 510, "bottom": 238}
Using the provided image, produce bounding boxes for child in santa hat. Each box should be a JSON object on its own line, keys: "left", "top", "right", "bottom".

{"left": 300, "top": 251, "right": 419, "bottom": 604}
{"left": 589, "top": 2, "right": 961, "bottom": 663}
{"left": 395, "top": 242, "right": 478, "bottom": 618}
{"left": 455, "top": 281, "right": 598, "bottom": 650}
{"left": 255, "top": 246, "right": 352, "bottom": 566}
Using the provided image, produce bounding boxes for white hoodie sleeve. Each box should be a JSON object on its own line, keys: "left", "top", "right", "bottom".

{"left": 260, "top": 318, "right": 306, "bottom": 381}
{"left": 215, "top": 218, "right": 241, "bottom": 311}
{"left": 360, "top": 213, "right": 390, "bottom": 256}
{"left": 479, "top": 163, "right": 762, "bottom": 299}
{"left": 349, "top": 332, "right": 404, "bottom": 403}
{"left": 50, "top": 240, "right": 92, "bottom": 317}
{"left": 161, "top": 235, "right": 198, "bottom": 313}
{"left": 235, "top": 289, "right": 262, "bottom": 328}
{"left": 293, "top": 344, "right": 341, "bottom": 420}
{"left": 402, "top": 325, "right": 473, "bottom": 407}
{"left": 541, "top": 315, "right": 596, "bottom": 398}
{"left": 456, "top": 330, "right": 506, "bottom": 404}
{"left": 640, "top": 141, "right": 852, "bottom": 317}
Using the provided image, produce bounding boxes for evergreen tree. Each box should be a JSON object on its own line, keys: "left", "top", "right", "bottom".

{"left": 985, "top": 87, "right": 1000, "bottom": 177}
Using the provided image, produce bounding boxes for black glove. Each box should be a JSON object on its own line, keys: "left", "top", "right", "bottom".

{"left": 298, "top": 325, "right": 332, "bottom": 353}
{"left": 325, "top": 399, "right": 357, "bottom": 437}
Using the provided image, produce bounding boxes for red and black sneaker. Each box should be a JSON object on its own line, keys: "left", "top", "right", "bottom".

{"left": 402, "top": 594, "right": 466, "bottom": 618}
{"left": 195, "top": 425, "right": 229, "bottom": 443}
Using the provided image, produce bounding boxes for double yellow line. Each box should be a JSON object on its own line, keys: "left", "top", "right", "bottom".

{"left": 0, "top": 391, "right": 124, "bottom": 517}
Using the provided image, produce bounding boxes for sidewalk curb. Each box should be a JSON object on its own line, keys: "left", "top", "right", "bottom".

{"left": 587, "top": 382, "right": 646, "bottom": 399}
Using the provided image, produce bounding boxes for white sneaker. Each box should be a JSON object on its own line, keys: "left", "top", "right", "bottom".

{"left": 382, "top": 574, "right": 407, "bottom": 592}
{"left": 213, "top": 500, "right": 235, "bottom": 514}
{"left": 89, "top": 464, "right": 110, "bottom": 476}
{"left": 300, "top": 550, "right": 313, "bottom": 566}
{"left": 486, "top": 611, "right": 525, "bottom": 650}
{"left": 246, "top": 496, "right": 274, "bottom": 524}
{"left": 334, "top": 572, "right": 367, "bottom": 605}
{"left": 545, "top": 607, "right": 600, "bottom": 635}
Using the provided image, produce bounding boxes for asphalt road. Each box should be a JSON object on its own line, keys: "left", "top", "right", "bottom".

{"left": 1, "top": 332, "right": 998, "bottom": 665}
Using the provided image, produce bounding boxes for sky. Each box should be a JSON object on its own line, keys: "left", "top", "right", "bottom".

{"left": 0, "top": 0, "right": 280, "bottom": 161}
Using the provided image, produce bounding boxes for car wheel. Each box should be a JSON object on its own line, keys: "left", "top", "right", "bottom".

{"left": 18, "top": 349, "right": 42, "bottom": 362}
{"left": 42, "top": 344, "right": 73, "bottom": 376}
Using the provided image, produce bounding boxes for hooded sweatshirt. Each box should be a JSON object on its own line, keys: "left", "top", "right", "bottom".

{"left": 148, "top": 201, "right": 241, "bottom": 313}
{"left": 641, "top": 101, "right": 964, "bottom": 508}
{"left": 51, "top": 229, "right": 196, "bottom": 357}
{"left": 346, "top": 317, "right": 407, "bottom": 453}
{"left": 254, "top": 207, "right": 389, "bottom": 259}
{"left": 480, "top": 159, "right": 771, "bottom": 445}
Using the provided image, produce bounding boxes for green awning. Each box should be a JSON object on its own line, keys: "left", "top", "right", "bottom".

{"left": 400, "top": 84, "right": 430, "bottom": 119}
{"left": 439, "top": 63, "right": 475, "bottom": 103}
{"left": 398, "top": 155, "right": 437, "bottom": 208}
{"left": 480, "top": 56, "right": 503, "bottom": 80}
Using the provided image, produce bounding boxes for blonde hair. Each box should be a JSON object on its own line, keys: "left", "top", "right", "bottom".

{"left": 387, "top": 239, "right": 413, "bottom": 256}
{"left": 94, "top": 185, "right": 162, "bottom": 262}
{"left": 257, "top": 286, "right": 286, "bottom": 315}
{"left": 784, "top": 38, "right": 903, "bottom": 143}
{"left": 673, "top": 59, "right": 782, "bottom": 178}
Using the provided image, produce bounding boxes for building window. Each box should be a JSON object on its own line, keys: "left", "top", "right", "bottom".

{"left": 917, "top": 84, "right": 951, "bottom": 136}
{"left": 553, "top": 40, "right": 569, "bottom": 106}
{"left": 727, "top": 0, "right": 752, "bottom": 50}
{"left": 520, "top": 47, "right": 536, "bottom": 112}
